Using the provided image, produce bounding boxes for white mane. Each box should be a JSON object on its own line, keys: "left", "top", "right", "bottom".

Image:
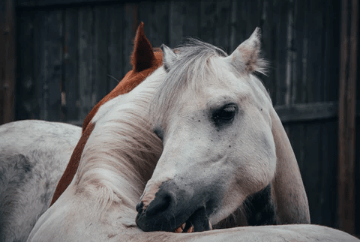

{"left": 151, "top": 39, "right": 269, "bottom": 125}
{"left": 74, "top": 67, "right": 166, "bottom": 210}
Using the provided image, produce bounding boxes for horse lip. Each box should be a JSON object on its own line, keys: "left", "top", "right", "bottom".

{"left": 136, "top": 201, "right": 144, "bottom": 213}
{"left": 136, "top": 205, "right": 211, "bottom": 232}
{"left": 136, "top": 180, "right": 215, "bottom": 232}
{"left": 166, "top": 206, "right": 213, "bottom": 233}
{"left": 183, "top": 206, "right": 211, "bottom": 232}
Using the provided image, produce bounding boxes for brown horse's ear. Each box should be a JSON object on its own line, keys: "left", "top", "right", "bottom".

{"left": 270, "top": 108, "right": 311, "bottom": 224}
{"left": 131, "top": 22, "right": 156, "bottom": 73}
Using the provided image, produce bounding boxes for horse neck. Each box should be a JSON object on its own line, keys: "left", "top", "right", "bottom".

{"left": 248, "top": 74, "right": 310, "bottom": 223}
{"left": 269, "top": 108, "right": 310, "bottom": 224}
{"left": 73, "top": 67, "right": 165, "bottom": 209}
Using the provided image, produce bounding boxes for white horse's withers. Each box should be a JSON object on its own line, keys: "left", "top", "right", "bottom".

{"left": 0, "top": 120, "right": 81, "bottom": 242}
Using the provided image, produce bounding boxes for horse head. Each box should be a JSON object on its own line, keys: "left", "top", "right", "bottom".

{"left": 136, "top": 28, "right": 310, "bottom": 232}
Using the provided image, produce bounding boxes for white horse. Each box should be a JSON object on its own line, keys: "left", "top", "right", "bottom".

{"left": 136, "top": 28, "right": 310, "bottom": 232}
{"left": 27, "top": 26, "right": 359, "bottom": 241}
{"left": 0, "top": 120, "right": 81, "bottom": 242}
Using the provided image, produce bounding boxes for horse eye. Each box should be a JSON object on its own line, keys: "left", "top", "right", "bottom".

{"left": 212, "top": 104, "right": 237, "bottom": 125}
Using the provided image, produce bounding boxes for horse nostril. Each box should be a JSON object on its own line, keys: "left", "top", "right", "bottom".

{"left": 136, "top": 201, "right": 144, "bottom": 213}
{"left": 145, "top": 193, "right": 172, "bottom": 217}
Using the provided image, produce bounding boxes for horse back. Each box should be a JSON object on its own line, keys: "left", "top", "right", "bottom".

{"left": 0, "top": 120, "right": 81, "bottom": 242}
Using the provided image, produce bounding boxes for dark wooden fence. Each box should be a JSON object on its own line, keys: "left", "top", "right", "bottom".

{"left": 1, "top": 0, "right": 359, "bottom": 236}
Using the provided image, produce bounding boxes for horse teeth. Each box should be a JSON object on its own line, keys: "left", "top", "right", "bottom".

{"left": 187, "top": 226, "right": 194, "bottom": 233}
{"left": 175, "top": 227, "right": 182, "bottom": 233}
{"left": 174, "top": 226, "right": 183, "bottom": 233}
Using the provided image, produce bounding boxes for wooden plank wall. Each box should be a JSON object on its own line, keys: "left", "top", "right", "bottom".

{"left": 338, "top": 0, "right": 358, "bottom": 234}
{"left": 0, "top": 0, "right": 16, "bottom": 124}
{"left": 13, "top": 0, "right": 359, "bottom": 233}
{"left": 356, "top": 1, "right": 360, "bottom": 236}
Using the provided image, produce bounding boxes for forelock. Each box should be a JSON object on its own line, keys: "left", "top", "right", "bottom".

{"left": 151, "top": 39, "right": 228, "bottom": 124}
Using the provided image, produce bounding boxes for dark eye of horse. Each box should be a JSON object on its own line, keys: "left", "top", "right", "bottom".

{"left": 212, "top": 104, "right": 237, "bottom": 126}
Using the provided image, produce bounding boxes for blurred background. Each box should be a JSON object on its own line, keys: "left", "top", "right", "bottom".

{"left": 0, "top": 0, "right": 359, "bottom": 237}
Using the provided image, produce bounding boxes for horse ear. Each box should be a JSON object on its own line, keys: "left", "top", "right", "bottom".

{"left": 226, "top": 27, "right": 267, "bottom": 75}
{"left": 131, "top": 22, "right": 156, "bottom": 73}
{"left": 161, "top": 44, "right": 177, "bottom": 72}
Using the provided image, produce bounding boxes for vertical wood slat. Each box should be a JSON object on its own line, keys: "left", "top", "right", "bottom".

{"left": 303, "top": 120, "right": 322, "bottom": 224}
{"left": 16, "top": 10, "right": 37, "bottom": 120}
{"left": 182, "top": 1, "right": 200, "bottom": 40}
{"left": 338, "top": 0, "right": 358, "bottom": 234}
{"left": 47, "top": 11, "right": 63, "bottom": 121}
{"left": 320, "top": 0, "right": 341, "bottom": 228}
{"left": 305, "top": 0, "right": 325, "bottom": 226}
{"left": 169, "top": 0, "right": 184, "bottom": 48}
{"left": 138, "top": 1, "right": 150, "bottom": 40}
{"left": 0, "top": 0, "right": 15, "bottom": 124}
{"left": 123, "top": 3, "right": 137, "bottom": 75}
{"left": 274, "top": 0, "right": 290, "bottom": 106}
{"left": 356, "top": 117, "right": 360, "bottom": 235}
{"left": 168, "top": 0, "right": 201, "bottom": 47}
{"left": 78, "top": 7, "right": 94, "bottom": 121}
{"left": 260, "top": 0, "right": 275, "bottom": 100}
{"left": 107, "top": 4, "right": 123, "bottom": 91}
{"left": 0, "top": 1, "right": 5, "bottom": 122}
{"left": 322, "top": 0, "right": 341, "bottom": 103}
{"left": 307, "top": 0, "right": 325, "bottom": 104}
{"left": 63, "top": 8, "right": 79, "bottom": 121}
{"left": 149, "top": 1, "right": 169, "bottom": 47}
{"left": 287, "top": 1, "right": 306, "bottom": 224}
{"left": 35, "top": 11, "right": 46, "bottom": 120}
{"left": 214, "top": 0, "right": 232, "bottom": 53}
{"left": 93, "top": 6, "right": 109, "bottom": 103}
{"left": 35, "top": 10, "right": 63, "bottom": 121}
{"left": 293, "top": 0, "right": 308, "bottom": 104}
{"left": 357, "top": 1, "right": 360, "bottom": 236}
{"left": 200, "top": 0, "right": 217, "bottom": 45}
{"left": 289, "top": 1, "right": 307, "bottom": 210}
{"left": 287, "top": 0, "right": 296, "bottom": 106}
{"left": 320, "top": 120, "right": 338, "bottom": 227}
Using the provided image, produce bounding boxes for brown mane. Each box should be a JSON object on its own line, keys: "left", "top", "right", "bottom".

{"left": 50, "top": 22, "right": 163, "bottom": 205}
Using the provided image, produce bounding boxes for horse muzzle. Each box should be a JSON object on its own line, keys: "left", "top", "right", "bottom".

{"left": 135, "top": 180, "right": 214, "bottom": 233}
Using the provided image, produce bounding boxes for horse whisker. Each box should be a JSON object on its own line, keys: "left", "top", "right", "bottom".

{"left": 107, "top": 74, "right": 120, "bottom": 83}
